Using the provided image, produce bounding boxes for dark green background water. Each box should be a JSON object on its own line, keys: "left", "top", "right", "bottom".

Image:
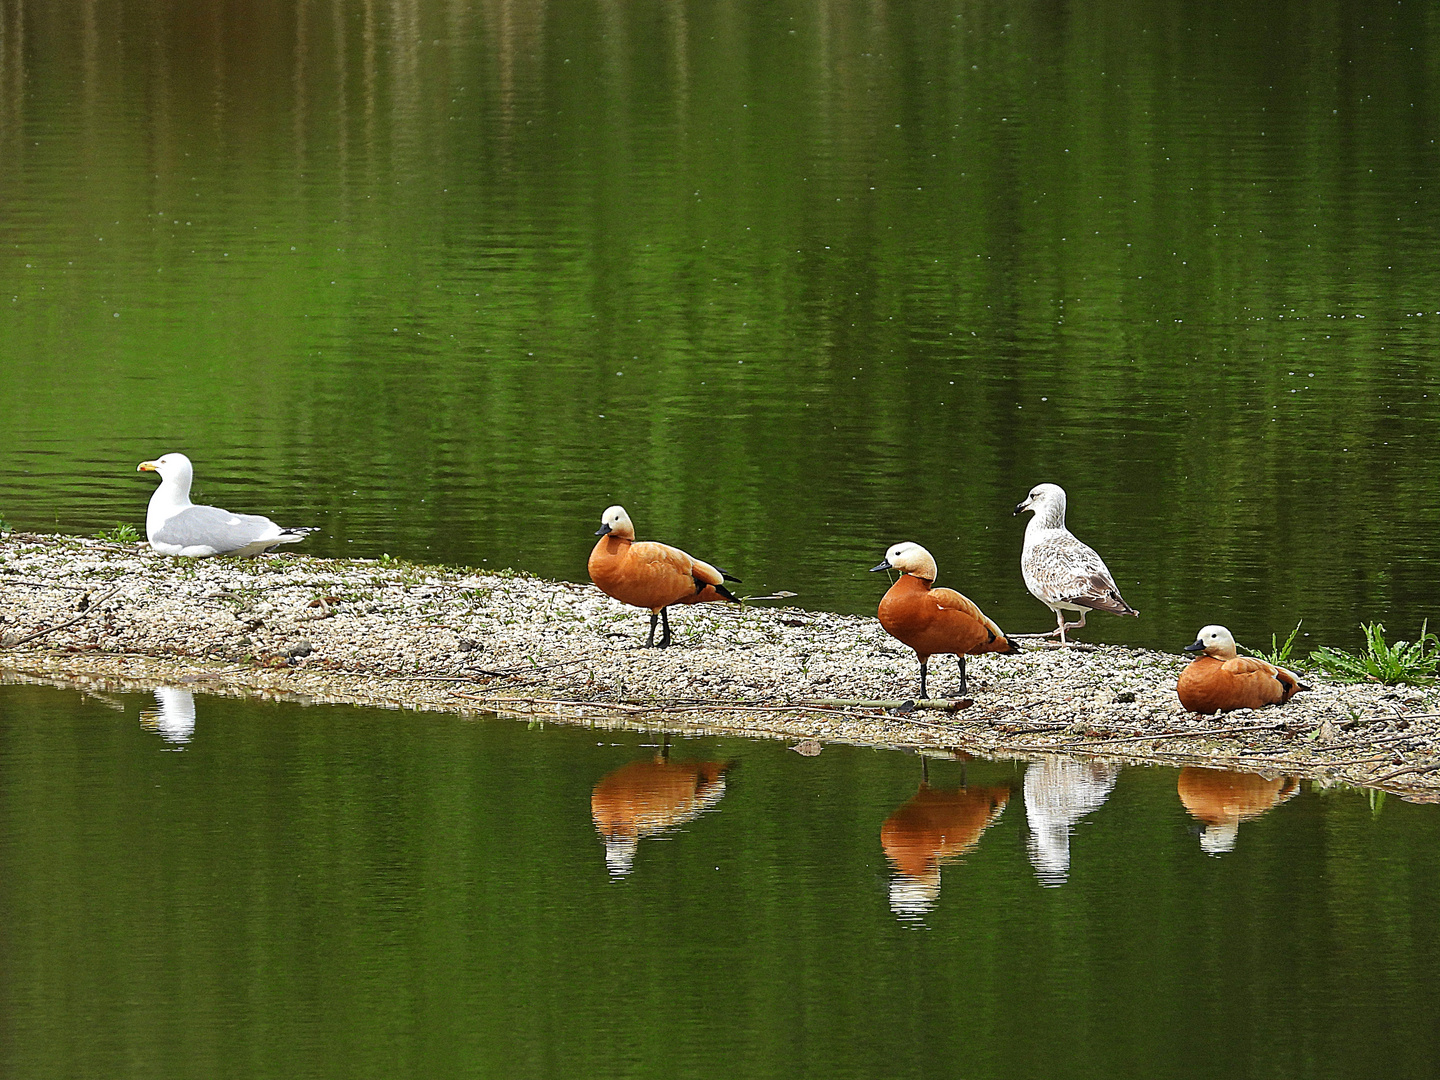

{"left": 1, "top": 680, "right": 1437, "bottom": 1079}
{"left": 0, "top": 0, "right": 1438, "bottom": 653}
{"left": 5, "top": 7, "right": 1440, "bottom": 1075}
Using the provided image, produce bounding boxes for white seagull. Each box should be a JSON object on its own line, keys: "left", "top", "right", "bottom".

{"left": 137, "top": 452, "right": 317, "bottom": 557}
{"left": 1013, "top": 483, "right": 1137, "bottom": 643}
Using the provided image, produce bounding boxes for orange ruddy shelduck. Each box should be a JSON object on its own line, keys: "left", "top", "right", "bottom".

{"left": 870, "top": 542, "right": 1019, "bottom": 698}
{"left": 588, "top": 505, "right": 740, "bottom": 648}
{"left": 1176, "top": 625, "right": 1309, "bottom": 714}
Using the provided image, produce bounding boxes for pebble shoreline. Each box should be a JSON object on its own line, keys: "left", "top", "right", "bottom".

{"left": 2, "top": 533, "right": 1438, "bottom": 798}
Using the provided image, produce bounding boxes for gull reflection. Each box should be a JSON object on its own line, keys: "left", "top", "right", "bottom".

{"left": 591, "top": 750, "right": 730, "bottom": 876}
{"left": 1024, "top": 756, "right": 1120, "bottom": 887}
{"left": 881, "top": 762, "right": 1008, "bottom": 918}
{"left": 138, "top": 687, "right": 196, "bottom": 747}
{"left": 1177, "top": 767, "right": 1299, "bottom": 855}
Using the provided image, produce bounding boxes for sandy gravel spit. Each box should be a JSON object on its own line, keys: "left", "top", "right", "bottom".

{"left": 2, "top": 533, "right": 1437, "bottom": 799}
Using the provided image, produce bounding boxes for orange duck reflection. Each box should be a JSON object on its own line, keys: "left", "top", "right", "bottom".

{"left": 880, "top": 763, "right": 1009, "bottom": 917}
{"left": 591, "top": 751, "right": 731, "bottom": 876}
{"left": 1177, "top": 767, "right": 1299, "bottom": 855}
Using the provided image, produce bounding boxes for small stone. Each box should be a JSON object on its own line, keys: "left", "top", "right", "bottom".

{"left": 1116, "top": 690, "right": 1137, "bottom": 703}
{"left": 287, "top": 640, "right": 314, "bottom": 658}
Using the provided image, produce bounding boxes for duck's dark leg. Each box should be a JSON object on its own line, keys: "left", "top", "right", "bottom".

{"left": 646, "top": 610, "right": 660, "bottom": 648}
{"left": 956, "top": 654, "right": 969, "bottom": 695}
{"left": 658, "top": 607, "right": 673, "bottom": 648}
{"left": 918, "top": 656, "right": 928, "bottom": 699}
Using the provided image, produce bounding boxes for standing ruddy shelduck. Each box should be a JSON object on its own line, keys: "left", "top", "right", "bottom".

{"left": 1013, "top": 483, "right": 1138, "bottom": 644}
{"left": 870, "top": 542, "right": 1019, "bottom": 698}
{"left": 1177, "top": 625, "right": 1309, "bottom": 713}
{"left": 588, "top": 505, "right": 740, "bottom": 648}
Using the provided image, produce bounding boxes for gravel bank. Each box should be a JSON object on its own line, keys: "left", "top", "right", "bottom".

{"left": 3, "top": 533, "right": 1437, "bottom": 798}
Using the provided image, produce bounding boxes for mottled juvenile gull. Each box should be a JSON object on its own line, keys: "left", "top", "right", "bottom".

{"left": 1013, "top": 483, "right": 1137, "bottom": 644}
{"left": 139, "top": 687, "right": 196, "bottom": 746}
{"left": 137, "top": 452, "right": 317, "bottom": 557}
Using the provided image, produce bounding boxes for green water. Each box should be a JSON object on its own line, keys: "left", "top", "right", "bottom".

{"left": 0, "top": 0, "right": 1438, "bottom": 654}
{"left": 1, "top": 680, "right": 1437, "bottom": 1079}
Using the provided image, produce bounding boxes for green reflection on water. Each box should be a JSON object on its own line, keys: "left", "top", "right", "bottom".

{"left": 1, "top": 682, "right": 1438, "bottom": 1079}
{"left": 1, "top": 0, "right": 1438, "bottom": 652}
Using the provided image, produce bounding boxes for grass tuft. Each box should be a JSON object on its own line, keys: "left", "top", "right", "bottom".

{"left": 94, "top": 523, "right": 141, "bottom": 543}
{"left": 1247, "top": 620, "right": 1305, "bottom": 667}
{"left": 1310, "top": 621, "right": 1440, "bottom": 686}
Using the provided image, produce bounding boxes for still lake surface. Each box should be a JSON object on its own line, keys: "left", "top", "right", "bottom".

{"left": 3, "top": 5, "right": 1440, "bottom": 1075}
{"left": 1, "top": 0, "right": 1439, "bottom": 654}
{"left": 2, "top": 679, "right": 1438, "bottom": 1079}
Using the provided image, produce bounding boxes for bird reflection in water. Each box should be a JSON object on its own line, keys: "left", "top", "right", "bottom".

{"left": 1023, "top": 755, "right": 1120, "bottom": 887}
{"left": 880, "top": 758, "right": 1009, "bottom": 918}
{"left": 138, "top": 687, "right": 196, "bottom": 747}
{"left": 590, "top": 745, "right": 731, "bottom": 876}
{"left": 1177, "top": 767, "right": 1299, "bottom": 855}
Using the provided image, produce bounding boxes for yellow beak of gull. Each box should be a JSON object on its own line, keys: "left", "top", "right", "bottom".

{"left": 137, "top": 461, "right": 159, "bottom": 472}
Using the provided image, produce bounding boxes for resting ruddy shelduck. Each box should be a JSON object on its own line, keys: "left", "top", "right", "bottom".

{"left": 1013, "top": 483, "right": 1137, "bottom": 644}
{"left": 588, "top": 505, "right": 740, "bottom": 648}
{"left": 1176, "top": 625, "right": 1309, "bottom": 713}
{"left": 870, "top": 542, "right": 1019, "bottom": 698}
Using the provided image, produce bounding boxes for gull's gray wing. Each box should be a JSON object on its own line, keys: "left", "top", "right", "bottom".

{"left": 153, "top": 504, "right": 281, "bottom": 553}
{"left": 1024, "top": 534, "right": 1135, "bottom": 614}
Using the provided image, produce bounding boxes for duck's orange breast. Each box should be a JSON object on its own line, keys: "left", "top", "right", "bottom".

{"left": 1176, "top": 654, "right": 1302, "bottom": 713}
{"left": 878, "top": 576, "right": 1007, "bottom": 658}
{"left": 589, "top": 536, "right": 701, "bottom": 610}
